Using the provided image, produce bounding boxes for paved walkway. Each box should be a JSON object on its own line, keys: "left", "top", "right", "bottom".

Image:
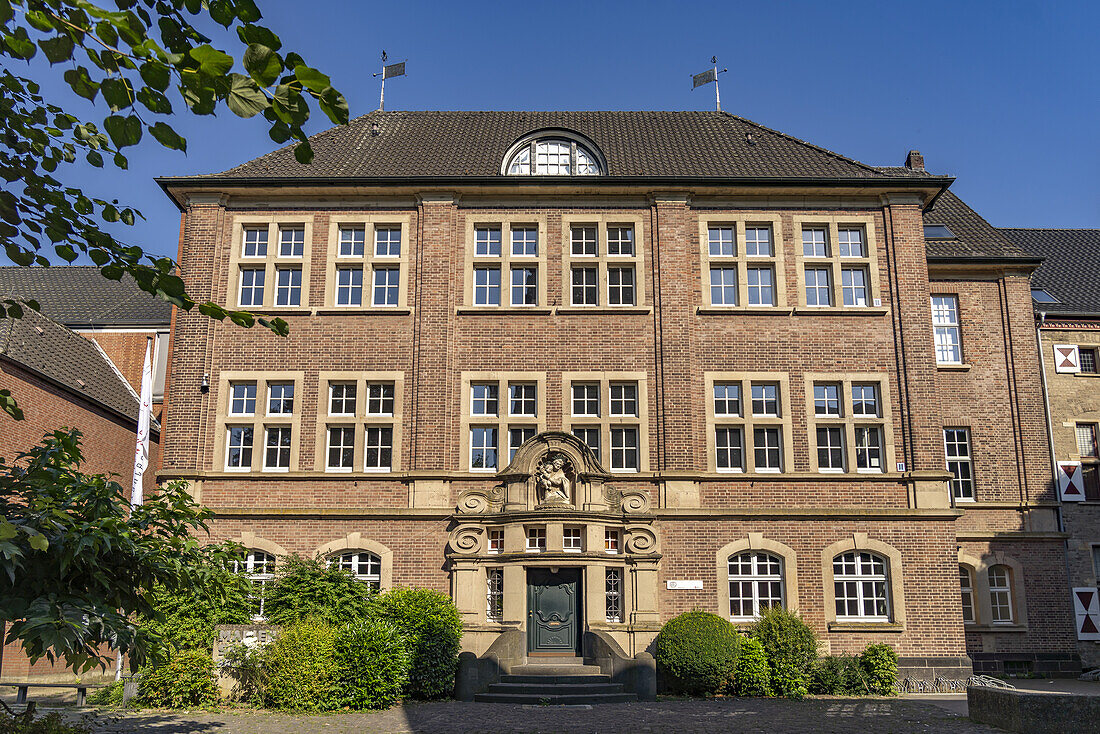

{"left": 10, "top": 698, "right": 1003, "bottom": 734}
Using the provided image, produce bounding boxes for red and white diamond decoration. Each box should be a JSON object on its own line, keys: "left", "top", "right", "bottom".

{"left": 1072, "top": 588, "right": 1100, "bottom": 641}
{"left": 1053, "top": 344, "right": 1081, "bottom": 373}
{"left": 1058, "top": 461, "right": 1085, "bottom": 502}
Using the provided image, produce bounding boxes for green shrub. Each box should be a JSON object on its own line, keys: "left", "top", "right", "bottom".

{"left": 733, "top": 637, "right": 771, "bottom": 696}
{"left": 263, "top": 619, "right": 340, "bottom": 711}
{"left": 333, "top": 618, "right": 412, "bottom": 709}
{"left": 859, "top": 643, "right": 898, "bottom": 696}
{"left": 87, "top": 680, "right": 125, "bottom": 706}
{"left": 809, "top": 655, "right": 866, "bottom": 695}
{"left": 139, "top": 649, "right": 220, "bottom": 708}
{"left": 654, "top": 611, "right": 740, "bottom": 696}
{"left": 220, "top": 641, "right": 269, "bottom": 706}
{"left": 750, "top": 606, "right": 817, "bottom": 698}
{"left": 373, "top": 587, "right": 462, "bottom": 700}
{"left": 264, "top": 555, "right": 377, "bottom": 626}
{"left": 0, "top": 712, "right": 90, "bottom": 734}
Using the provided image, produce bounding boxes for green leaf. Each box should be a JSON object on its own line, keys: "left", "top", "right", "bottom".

{"left": 0, "top": 520, "right": 16, "bottom": 541}
{"left": 237, "top": 24, "right": 282, "bottom": 52}
{"left": 63, "top": 67, "right": 100, "bottom": 101}
{"left": 28, "top": 534, "right": 49, "bottom": 552}
{"left": 293, "top": 65, "right": 330, "bottom": 94}
{"left": 149, "top": 122, "right": 187, "bottom": 152}
{"left": 137, "top": 87, "right": 173, "bottom": 115}
{"left": 243, "top": 44, "right": 281, "bottom": 87}
{"left": 139, "top": 62, "right": 171, "bottom": 92}
{"left": 293, "top": 141, "right": 313, "bottom": 165}
{"left": 0, "top": 388, "right": 23, "bottom": 420}
{"left": 24, "top": 9, "right": 54, "bottom": 32}
{"left": 318, "top": 87, "right": 349, "bottom": 125}
{"left": 89, "top": 249, "right": 110, "bottom": 266}
{"left": 225, "top": 74, "right": 267, "bottom": 118}
{"left": 39, "top": 35, "right": 75, "bottom": 64}
{"left": 4, "top": 28, "right": 38, "bottom": 60}
{"left": 100, "top": 78, "right": 134, "bottom": 111}
{"left": 104, "top": 115, "right": 143, "bottom": 148}
{"left": 188, "top": 44, "right": 234, "bottom": 77}
{"left": 86, "top": 150, "right": 104, "bottom": 167}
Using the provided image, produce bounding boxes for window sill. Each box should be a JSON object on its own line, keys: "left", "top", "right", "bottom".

{"left": 965, "top": 624, "right": 1028, "bottom": 633}
{"left": 556, "top": 306, "right": 653, "bottom": 315}
{"left": 937, "top": 363, "right": 972, "bottom": 372}
{"left": 827, "top": 621, "right": 904, "bottom": 632}
{"left": 696, "top": 307, "right": 794, "bottom": 315}
{"left": 792, "top": 307, "right": 889, "bottom": 316}
{"left": 456, "top": 307, "right": 553, "bottom": 315}
{"left": 314, "top": 308, "right": 412, "bottom": 315}
{"left": 1074, "top": 372, "right": 1100, "bottom": 378}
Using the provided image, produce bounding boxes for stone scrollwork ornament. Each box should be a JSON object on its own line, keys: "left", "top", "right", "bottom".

{"left": 448, "top": 525, "right": 483, "bottom": 555}
{"left": 625, "top": 526, "right": 658, "bottom": 554}
{"left": 456, "top": 484, "right": 506, "bottom": 514}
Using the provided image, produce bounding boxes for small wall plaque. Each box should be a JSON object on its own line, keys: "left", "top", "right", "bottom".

{"left": 896, "top": 462, "right": 906, "bottom": 472}
{"left": 667, "top": 580, "right": 703, "bottom": 590}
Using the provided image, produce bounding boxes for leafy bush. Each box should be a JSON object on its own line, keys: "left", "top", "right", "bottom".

{"left": 733, "top": 637, "right": 771, "bottom": 696}
{"left": 0, "top": 712, "right": 90, "bottom": 734}
{"left": 86, "top": 680, "right": 125, "bottom": 706}
{"left": 859, "top": 643, "right": 898, "bottom": 696}
{"left": 264, "top": 556, "right": 376, "bottom": 626}
{"left": 332, "top": 618, "right": 412, "bottom": 709}
{"left": 373, "top": 587, "right": 462, "bottom": 699}
{"left": 263, "top": 619, "right": 339, "bottom": 711}
{"left": 220, "top": 641, "right": 269, "bottom": 706}
{"left": 809, "top": 655, "right": 865, "bottom": 695}
{"left": 750, "top": 606, "right": 817, "bottom": 698}
{"left": 139, "top": 649, "right": 220, "bottom": 708}
{"left": 654, "top": 611, "right": 740, "bottom": 696}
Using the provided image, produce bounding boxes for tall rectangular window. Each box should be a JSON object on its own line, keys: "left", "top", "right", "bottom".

{"left": 571, "top": 267, "right": 598, "bottom": 305}
{"left": 746, "top": 267, "right": 774, "bottom": 306}
{"left": 854, "top": 426, "right": 883, "bottom": 472}
{"left": 802, "top": 227, "right": 828, "bottom": 257}
{"left": 932, "top": 296, "right": 962, "bottom": 364}
{"left": 278, "top": 226, "right": 304, "bottom": 257}
{"left": 604, "top": 529, "right": 621, "bottom": 554}
{"left": 239, "top": 268, "right": 265, "bottom": 307}
{"left": 372, "top": 267, "right": 400, "bottom": 306}
{"left": 715, "top": 426, "right": 744, "bottom": 472}
{"left": 606, "top": 568, "right": 623, "bottom": 623}
{"left": 473, "top": 266, "right": 501, "bottom": 306}
{"left": 275, "top": 267, "right": 302, "bottom": 306}
{"left": 329, "top": 383, "right": 356, "bottom": 415}
{"left": 1076, "top": 423, "right": 1098, "bottom": 458}
{"left": 327, "top": 426, "right": 355, "bottom": 470}
{"left": 364, "top": 426, "right": 393, "bottom": 470}
{"left": 944, "top": 428, "right": 974, "bottom": 500}
{"left": 959, "top": 567, "right": 975, "bottom": 624}
{"left": 264, "top": 426, "right": 292, "bottom": 470}
{"left": 610, "top": 383, "right": 638, "bottom": 417}
{"left": 610, "top": 427, "right": 639, "bottom": 471}
{"left": 374, "top": 227, "right": 401, "bottom": 257}
{"left": 226, "top": 426, "right": 253, "bottom": 469}
{"left": 572, "top": 426, "right": 601, "bottom": 461}
{"left": 573, "top": 384, "right": 600, "bottom": 416}
{"left": 471, "top": 427, "right": 498, "bottom": 470}
{"left": 336, "top": 267, "right": 363, "bottom": 306}
{"left": 511, "top": 267, "right": 538, "bottom": 305}
{"left": 486, "top": 568, "right": 504, "bottom": 622}
{"left": 511, "top": 227, "right": 537, "bottom": 256}
{"left": 710, "top": 267, "right": 738, "bottom": 306}
{"left": 753, "top": 427, "right": 782, "bottom": 471}
{"left": 487, "top": 529, "right": 504, "bottom": 554}
{"left": 816, "top": 426, "right": 845, "bottom": 471}
{"left": 608, "top": 267, "right": 636, "bottom": 306}
{"left": 805, "top": 267, "right": 832, "bottom": 306}
{"left": 841, "top": 267, "right": 868, "bottom": 307}
{"left": 508, "top": 426, "right": 535, "bottom": 461}
{"left": 988, "top": 566, "right": 1014, "bottom": 624}
{"left": 509, "top": 383, "right": 537, "bottom": 416}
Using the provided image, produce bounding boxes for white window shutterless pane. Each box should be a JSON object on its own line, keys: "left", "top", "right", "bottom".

{"left": 338, "top": 226, "right": 365, "bottom": 257}
{"left": 511, "top": 267, "right": 538, "bottom": 305}
{"left": 814, "top": 384, "right": 841, "bottom": 416}
{"left": 475, "top": 227, "right": 501, "bottom": 256}
{"left": 373, "top": 267, "right": 400, "bottom": 306}
{"left": 576, "top": 147, "right": 599, "bottom": 175}
{"left": 805, "top": 267, "right": 832, "bottom": 306}
{"left": 608, "top": 267, "right": 635, "bottom": 306}
{"left": 746, "top": 267, "right": 774, "bottom": 306}
{"left": 728, "top": 551, "right": 784, "bottom": 620}
{"left": 931, "top": 296, "right": 962, "bottom": 363}
{"left": 487, "top": 529, "right": 504, "bottom": 554}
{"left": 833, "top": 551, "right": 889, "bottom": 621}
{"left": 366, "top": 383, "right": 394, "bottom": 415}
{"left": 708, "top": 227, "right": 735, "bottom": 257}
{"left": 364, "top": 426, "right": 393, "bottom": 470}
{"left": 511, "top": 227, "right": 538, "bottom": 256}
{"left": 470, "top": 427, "right": 498, "bottom": 470}
{"left": 267, "top": 383, "right": 294, "bottom": 415}
{"left": 509, "top": 383, "right": 536, "bottom": 416}
{"left": 710, "top": 267, "right": 737, "bottom": 305}
{"left": 959, "top": 566, "right": 975, "bottom": 624}
{"left": 816, "top": 426, "right": 845, "bottom": 471}
{"left": 335, "top": 267, "right": 363, "bottom": 306}
{"left": 713, "top": 383, "right": 741, "bottom": 416}
{"left": 802, "top": 227, "right": 828, "bottom": 257}
{"left": 572, "top": 384, "right": 600, "bottom": 416}
{"left": 535, "top": 140, "right": 571, "bottom": 174}
{"left": 242, "top": 227, "right": 268, "bottom": 257}
{"left": 610, "top": 426, "right": 639, "bottom": 470}
{"left": 278, "top": 226, "right": 304, "bottom": 257}
{"left": 275, "top": 267, "right": 301, "bottom": 306}
{"left": 327, "top": 426, "right": 355, "bottom": 469}
{"left": 508, "top": 145, "right": 530, "bottom": 175}
{"left": 1075, "top": 424, "right": 1097, "bottom": 457}
{"left": 335, "top": 552, "right": 381, "bottom": 589}
{"left": 571, "top": 267, "right": 598, "bottom": 305}
{"left": 744, "top": 226, "right": 772, "bottom": 257}
{"left": 715, "top": 426, "right": 744, "bottom": 471}
{"left": 610, "top": 383, "right": 638, "bottom": 417}
{"left": 604, "top": 529, "right": 621, "bottom": 553}
{"left": 841, "top": 267, "right": 868, "bottom": 307}
{"left": 607, "top": 226, "right": 634, "bottom": 256}
{"left": 226, "top": 426, "right": 253, "bottom": 468}
{"left": 851, "top": 384, "right": 879, "bottom": 417}
{"left": 563, "top": 527, "right": 583, "bottom": 552}
{"left": 508, "top": 426, "right": 535, "bottom": 461}
{"left": 473, "top": 266, "right": 501, "bottom": 305}
{"left": 374, "top": 227, "right": 401, "bottom": 257}
{"left": 838, "top": 228, "right": 865, "bottom": 258}
{"left": 753, "top": 427, "right": 781, "bottom": 471}
{"left": 230, "top": 382, "right": 257, "bottom": 415}
{"left": 944, "top": 428, "right": 974, "bottom": 500}
{"left": 751, "top": 384, "right": 778, "bottom": 416}
{"left": 471, "top": 383, "right": 498, "bottom": 416}
{"left": 329, "top": 383, "right": 356, "bottom": 415}
{"left": 239, "top": 268, "right": 265, "bottom": 306}
{"left": 526, "top": 527, "right": 546, "bottom": 551}
{"left": 988, "top": 565, "right": 1013, "bottom": 623}
{"left": 854, "top": 426, "right": 883, "bottom": 472}
{"left": 572, "top": 426, "right": 601, "bottom": 461}
{"left": 571, "top": 226, "right": 598, "bottom": 257}
{"left": 264, "top": 426, "right": 291, "bottom": 469}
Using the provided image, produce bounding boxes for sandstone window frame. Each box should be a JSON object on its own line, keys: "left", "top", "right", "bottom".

{"left": 822, "top": 534, "right": 906, "bottom": 630}
{"left": 314, "top": 534, "right": 394, "bottom": 592}
{"left": 791, "top": 215, "right": 882, "bottom": 311}
{"left": 460, "top": 372, "right": 547, "bottom": 473}
{"left": 462, "top": 217, "right": 548, "bottom": 310}
{"left": 560, "top": 214, "right": 647, "bottom": 310}
{"left": 715, "top": 535, "right": 799, "bottom": 623}
{"left": 704, "top": 372, "right": 793, "bottom": 474}
{"left": 315, "top": 371, "right": 405, "bottom": 474}
{"left": 697, "top": 214, "right": 786, "bottom": 310}
{"left": 931, "top": 293, "right": 965, "bottom": 365}
{"left": 230, "top": 215, "right": 314, "bottom": 311}
{"left": 803, "top": 373, "right": 895, "bottom": 475}
{"left": 324, "top": 214, "right": 411, "bottom": 310}
{"left": 215, "top": 371, "right": 303, "bottom": 473}
{"left": 959, "top": 565, "right": 977, "bottom": 624}
{"left": 957, "top": 550, "right": 1029, "bottom": 632}
{"left": 944, "top": 427, "right": 975, "bottom": 501}
{"left": 561, "top": 371, "right": 650, "bottom": 472}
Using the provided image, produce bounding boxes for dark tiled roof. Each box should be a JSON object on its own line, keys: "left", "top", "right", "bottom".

{"left": 0, "top": 266, "right": 172, "bottom": 327}
{"left": 0, "top": 306, "right": 155, "bottom": 427}
{"left": 176, "top": 111, "right": 943, "bottom": 181}
{"left": 923, "top": 191, "right": 1035, "bottom": 261}
{"left": 1000, "top": 228, "right": 1100, "bottom": 315}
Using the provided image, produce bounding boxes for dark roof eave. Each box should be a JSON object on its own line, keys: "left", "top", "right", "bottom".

{"left": 1037, "top": 310, "right": 1100, "bottom": 320}
{"left": 927, "top": 255, "right": 1044, "bottom": 267}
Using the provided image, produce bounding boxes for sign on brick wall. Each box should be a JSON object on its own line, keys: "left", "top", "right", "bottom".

{"left": 1058, "top": 461, "right": 1085, "bottom": 502}
{"left": 1072, "top": 588, "right": 1100, "bottom": 641}
{"left": 1053, "top": 344, "right": 1081, "bottom": 373}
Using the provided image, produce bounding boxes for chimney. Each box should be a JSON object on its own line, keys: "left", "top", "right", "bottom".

{"left": 905, "top": 150, "right": 925, "bottom": 172}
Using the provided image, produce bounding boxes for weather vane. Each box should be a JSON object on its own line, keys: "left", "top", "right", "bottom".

{"left": 373, "top": 50, "right": 406, "bottom": 111}
{"left": 691, "top": 56, "right": 728, "bottom": 111}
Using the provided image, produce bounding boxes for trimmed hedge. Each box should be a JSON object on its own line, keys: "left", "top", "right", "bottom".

{"left": 139, "top": 649, "right": 220, "bottom": 708}
{"left": 374, "top": 587, "right": 462, "bottom": 699}
{"left": 263, "top": 619, "right": 340, "bottom": 711}
{"left": 860, "top": 643, "right": 898, "bottom": 696}
{"left": 750, "top": 606, "right": 817, "bottom": 699}
{"left": 733, "top": 637, "right": 771, "bottom": 696}
{"left": 654, "top": 611, "right": 740, "bottom": 696}
{"left": 332, "top": 618, "right": 412, "bottom": 709}
{"left": 809, "top": 645, "right": 899, "bottom": 696}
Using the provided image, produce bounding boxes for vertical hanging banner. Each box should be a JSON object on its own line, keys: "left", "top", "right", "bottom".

{"left": 1073, "top": 588, "right": 1100, "bottom": 641}
{"left": 1053, "top": 344, "right": 1081, "bottom": 373}
{"left": 1058, "top": 461, "right": 1085, "bottom": 501}
{"left": 131, "top": 338, "right": 153, "bottom": 507}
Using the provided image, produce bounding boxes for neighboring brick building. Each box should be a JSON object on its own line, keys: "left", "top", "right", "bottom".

{"left": 1001, "top": 227, "right": 1100, "bottom": 671}
{"left": 0, "top": 305, "right": 160, "bottom": 681}
{"left": 156, "top": 111, "right": 1079, "bottom": 678}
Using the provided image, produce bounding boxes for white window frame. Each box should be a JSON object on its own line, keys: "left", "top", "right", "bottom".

{"left": 932, "top": 295, "right": 963, "bottom": 365}
{"left": 833, "top": 551, "right": 891, "bottom": 622}
{"left": 728, "top": 551, "right": 785, "bottom": 622}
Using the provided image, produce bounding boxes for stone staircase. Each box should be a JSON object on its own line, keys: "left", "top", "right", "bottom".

{"left": 473, "top": 657, "right": 638, "bottom": 705}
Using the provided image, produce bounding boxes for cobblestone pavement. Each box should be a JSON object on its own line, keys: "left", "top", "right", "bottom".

{"left": 24, "top": 698, "right": 1002, "bottom": 734}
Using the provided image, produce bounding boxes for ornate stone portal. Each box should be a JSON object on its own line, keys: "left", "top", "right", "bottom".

{"left": 448, "top": 431, "right": 661, "bottom": 657}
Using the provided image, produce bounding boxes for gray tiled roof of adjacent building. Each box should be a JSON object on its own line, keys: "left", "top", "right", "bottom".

{"left": 171, "top": 110, "right": 946, "bottom": 181}
{"left": 922, "top": 191, "right": 1037, "bottom": 261}
{"left": 0, "top": 306, "right": 156, "bottom": 428}
{"left": 1000, "top": 228, "right": 1100, "bottom": 315}
{"left": 0, "top": 266, "right": 172, "bottom": 327}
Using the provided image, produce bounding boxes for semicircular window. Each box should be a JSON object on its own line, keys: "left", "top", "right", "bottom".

{"left": 506, "top": 136, "right": 602, "bottom": 176}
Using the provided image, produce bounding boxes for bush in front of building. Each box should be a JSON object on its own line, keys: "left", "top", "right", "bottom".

{"left": 733, "top": 637, "right": 771, "bottom": 696}
{"left": 0, "top": 712, "right": 92, "bottom": 734}
{"left": 654, "top": 611, "right": 741, "bottom": 696}
{"left": 87, "top": 679, "right": 125, "bottom": 707}
{"left": 809, "top": 655, "right": 865, "bottom": 695}
{"left": 749, "top": 606, "right": 818, "bottom": 698}
{"left": 138, "top": 649, "right": 221, "bottom": 708}
{"left": 373, "top": 587, "right": 463, "bottom": 700}
{"left": 262, "top": 619, "right": 340, "bottom": 711}
{"left": 332, "top": 618, "right": 412, "bottom": 709}
{"left": 859, "top": 643, "right": 898, "bottom": 695}
{"left": 263, "top": 555, "right": 377, "bottom": 626}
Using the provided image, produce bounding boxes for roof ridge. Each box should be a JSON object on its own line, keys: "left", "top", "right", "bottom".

{"left": 999, "top": 227, "right": 1100, "bottom": 232}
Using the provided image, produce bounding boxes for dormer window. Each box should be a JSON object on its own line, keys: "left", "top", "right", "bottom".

{"left": 504, "top": 131, "right": 604, "bottom": 176}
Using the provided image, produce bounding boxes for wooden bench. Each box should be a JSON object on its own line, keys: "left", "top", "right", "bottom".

{"left": 1, "top": 681, "right": 107, "bottom": 707}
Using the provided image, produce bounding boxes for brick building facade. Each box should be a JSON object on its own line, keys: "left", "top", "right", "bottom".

{"left": 156, "top": 111, "right": 1080, "bottom": 678}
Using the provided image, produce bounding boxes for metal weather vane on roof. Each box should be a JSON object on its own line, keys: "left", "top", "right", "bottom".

{"left": 692, "top": 56, "right": 728, "bottom": 112}
{"left": 373, "top": 50, "right": 407, "bottom": 111}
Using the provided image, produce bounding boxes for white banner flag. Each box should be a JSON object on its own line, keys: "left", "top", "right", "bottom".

{"left": 130, "top": 338, "right": 153, "bottom": 506}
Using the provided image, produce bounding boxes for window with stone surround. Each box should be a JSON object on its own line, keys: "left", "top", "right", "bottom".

{"left": 316, "top": 372, "right": 404, "bottom": 473}
{"left": 959, "top": 565, "right": 976, "bottom": 624}
{"left": 324, "top": 216, "right": 409, "bottom": 309}
{"left": 605, "top": 568, "right": 624, "bottom": 623}
{"left": 944, "top": 428, "right": 974, "bottom": 501}
{"left": 728, "top": 551, "right": 785, "bottom": 622}
{"left": 333, "top": 551, "right": 382, "bottom": 591}
{"left": 463, "top": 219, "right": 546, "bottom": 309}
{"left": 804, "top": 374, "right": 893, "bottom": 474}
{"left": 526, "top": 526, "right": 546, "bottom": 553}
{"left": 562, "top": 372, "right": 649, "bottom": 472}
{"left": 697, "top": 215, "right": 786, "bottom": 310}
{"left": 486, "top": 568, "right": 504, "bottom": 622}
{"left": 833, "top": 551, "right": 890, "bottom": 622}
{"left": 791, "top": 215, "right": 881, "bottom": 310}
{"left": 232, "top": 550, "right": 275, "bottom": 620}
{"left": 218, "top": 373, "right": 302, "bottom": 473}
{"left": 931, "top": 295, "right": 963, "bottom": 364}
{"left": 561, "top": 215, "right": 646, "bottom": 309}
{"left": 462, "top": 373, "right": 546, "bottom": 472}
{"left": 988, "top": 565, "right": 1014, "bottom": 624}
{"left": 231, "top": 218, "right": 312, "bottom": 310}
{"left": 705, "top": 372, "right": 793, "bottom": 473}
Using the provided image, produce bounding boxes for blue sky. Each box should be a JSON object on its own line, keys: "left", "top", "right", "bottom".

{"left": 8, "top": 0, "right": 1099, "bottom": 263}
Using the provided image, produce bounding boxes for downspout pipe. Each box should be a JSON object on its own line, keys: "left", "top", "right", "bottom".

{"left": 1035, "top": 311, "right": 1064, "bottom": 534}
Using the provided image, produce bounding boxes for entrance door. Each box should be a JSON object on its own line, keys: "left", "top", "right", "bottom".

{"left": 527, "top": 568, "right": 581, "bottom": 656}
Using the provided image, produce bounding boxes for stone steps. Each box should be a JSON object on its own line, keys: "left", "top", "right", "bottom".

{"left": 473, "top": 660, "right": 638, "bottom": 705}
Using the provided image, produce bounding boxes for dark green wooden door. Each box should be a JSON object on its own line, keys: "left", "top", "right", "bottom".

{"left": 527, "top": 568, "right": 581, "bottom": 655}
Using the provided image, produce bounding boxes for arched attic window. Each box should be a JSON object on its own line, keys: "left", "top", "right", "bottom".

{"left": 503, "top": 130, "right": 604, "bottom": 176}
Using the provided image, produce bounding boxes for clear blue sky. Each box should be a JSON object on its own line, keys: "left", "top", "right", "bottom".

{"left": 8, "top": 0, "right": 1099, "bottom": 263}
